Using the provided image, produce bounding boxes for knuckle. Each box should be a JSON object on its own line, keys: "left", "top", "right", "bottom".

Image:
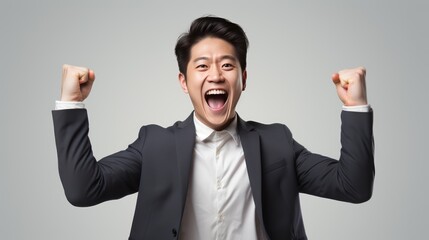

{"left": 62, "top": 64, "right": 70, "bottom": 72}
{"left": 356, "top": 70, "right": 363, "bottom": 76}
{"left": 357, "top": 67, "right": 366, "bottom": 75}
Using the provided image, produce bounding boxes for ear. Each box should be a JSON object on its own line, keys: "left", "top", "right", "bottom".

{"left": 241, "top": 70, "right": 247, "bottom": 91}
{"left": 178, "top": 72, "right": 188, "bottom": 93}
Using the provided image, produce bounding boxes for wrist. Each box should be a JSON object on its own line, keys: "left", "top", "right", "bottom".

{"left": 60, "top": 93, "right": 83, "bottom": 102}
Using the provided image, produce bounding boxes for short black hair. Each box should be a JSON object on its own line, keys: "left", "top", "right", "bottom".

{"left": 175, "top": 16, "right": 249, "bottom": 76}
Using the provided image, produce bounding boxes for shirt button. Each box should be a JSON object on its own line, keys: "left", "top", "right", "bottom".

{"left": 217, "top": 180, "right": 222, "bottom": 189}
{"left": 218, "top": 213, "right": 224, "bottom": 222}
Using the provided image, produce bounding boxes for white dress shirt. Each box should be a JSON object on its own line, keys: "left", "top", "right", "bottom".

{"left": 179, "top": 115, "right": 268, "bottom": 240}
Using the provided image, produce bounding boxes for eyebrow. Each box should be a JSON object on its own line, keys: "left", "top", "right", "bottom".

{"left": 192, "top": 55, "right": 237, "bottom": 63}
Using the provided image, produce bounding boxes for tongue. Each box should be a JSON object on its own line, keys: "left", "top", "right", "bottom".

{"left": 207, "top": 95, "right": 225, "bottom": 109}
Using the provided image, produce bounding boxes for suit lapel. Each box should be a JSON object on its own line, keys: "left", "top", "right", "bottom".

{"left": 237, "top": 117, "right": 265, "bottom": 228}
{"left": 174, "top": 113, "right": 196, "bottom": 209}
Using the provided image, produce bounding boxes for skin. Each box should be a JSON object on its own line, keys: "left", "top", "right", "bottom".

{"left": 178, "top": 37, "right": 247, "bottom": 131}
{"left": 61, "top": 64, "right": 95, "bottom": 102}
{"left": 331, "top": 67, "right": 368, "bottom": 106}
{"left": 60, "top": 41, "right": 368, "bottom": 128}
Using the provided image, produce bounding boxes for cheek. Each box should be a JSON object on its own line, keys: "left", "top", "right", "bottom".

{"left": 232, "top": 77, "right": 243, "bottom": 91}
{"left": 188, "top": 84, "right": 202, "bottom": 97}
{"left": 187, "top": 86, "right": 204, "bottom": 105}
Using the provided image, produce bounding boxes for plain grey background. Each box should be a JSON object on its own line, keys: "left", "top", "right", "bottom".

{"left": 1, "top": 0, "right": 428, "bottom": 239}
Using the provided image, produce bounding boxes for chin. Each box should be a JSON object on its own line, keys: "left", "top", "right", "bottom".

{"left": 206, "top": 112, "right": 234, "bottom": 130}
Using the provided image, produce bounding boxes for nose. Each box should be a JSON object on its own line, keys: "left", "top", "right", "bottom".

{"left": 207, "top": 66, "right": 224, "bottom": 83}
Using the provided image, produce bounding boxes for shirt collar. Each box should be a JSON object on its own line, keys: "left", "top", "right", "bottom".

{"left": 193, "top": 113, "right": 240, "bottom": 145}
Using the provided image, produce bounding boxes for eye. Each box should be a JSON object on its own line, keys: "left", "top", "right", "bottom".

{"left": 222, "top": 63, "right": 234, "bottom": 70}
{"left": 196, "top": 64, "right": 208, "bottom": 70}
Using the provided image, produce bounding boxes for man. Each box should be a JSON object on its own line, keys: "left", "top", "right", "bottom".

{"left": 53, "top": 16, "right": 374, "bottom": 240}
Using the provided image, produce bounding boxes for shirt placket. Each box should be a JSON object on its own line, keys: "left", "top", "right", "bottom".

{"left": 214, "top": 131, "right": 227, "bottom": 240}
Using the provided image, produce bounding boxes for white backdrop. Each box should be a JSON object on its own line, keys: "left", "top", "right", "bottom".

{"left": 1, "top": 0, "right": 428, "bottom": 239}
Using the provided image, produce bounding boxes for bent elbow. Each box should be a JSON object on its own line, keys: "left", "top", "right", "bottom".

{"left": 349, "top": 180, "right": 374, "bottom": 204}
{"left": 64, "top": 189, "right": 98, "bottom": 207}
{"left": 345, "top": 168, "right": 375, "bottom": 204}
{"left": 65, "top": 193, "right": 90, "bottom": 207}
{"left": 350, "top": 190, "right": 373, "bottom": 204}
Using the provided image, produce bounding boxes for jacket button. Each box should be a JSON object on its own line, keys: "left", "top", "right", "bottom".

{"left": 172, "top": 228, "right": 177, "bottom": 237}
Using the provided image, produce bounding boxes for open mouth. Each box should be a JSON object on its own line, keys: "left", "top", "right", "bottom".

{"left": 205, "top": 89, "right": 228, "bottom": 110}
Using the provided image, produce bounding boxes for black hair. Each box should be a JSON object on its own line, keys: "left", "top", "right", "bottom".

{"left": 175, "top": 16, "right": 249, "bottom": 76}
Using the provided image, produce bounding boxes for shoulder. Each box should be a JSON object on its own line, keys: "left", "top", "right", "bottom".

{"left": 240, "top": 119, "right": 293, "bottom": 140}
{"left": 137, "top": 122, "right": 178, "bottom": 136}
{"left": 245, "top": 120, "right": 285, "bottom": 130}
{"left": 137, "top": 113, "right": 194, "bottom": 136}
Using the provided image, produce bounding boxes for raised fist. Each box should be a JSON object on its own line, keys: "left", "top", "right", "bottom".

{"left": 332, "top": 67, "right": 367, "bottom": 106}
{"left": 61, "top": 64, "right": 95, "bottom": 102}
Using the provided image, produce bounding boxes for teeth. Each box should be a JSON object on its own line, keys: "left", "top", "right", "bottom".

{"left": 206, "top": 89, "right": 226, "bottom": 95}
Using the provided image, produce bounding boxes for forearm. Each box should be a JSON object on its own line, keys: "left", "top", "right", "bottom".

{"left": 337, "top": 110, "right": 375, "bottom": 202}
{"left": 296, "top": 111, "right": 374, "bottom": 203}
{"left": 52, "top": 109, "right": 141, "bottom": 206}
{"left": 53, "top": 109, "right": 105, "bottom": 206}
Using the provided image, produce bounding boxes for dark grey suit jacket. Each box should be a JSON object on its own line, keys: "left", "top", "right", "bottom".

{"left": 52, "top": 109, "right": 374, "bottom": 240}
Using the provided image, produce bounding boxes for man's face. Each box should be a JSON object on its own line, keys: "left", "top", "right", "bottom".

{"left": 179, "top": 37, "right": 247, "bottom": 131}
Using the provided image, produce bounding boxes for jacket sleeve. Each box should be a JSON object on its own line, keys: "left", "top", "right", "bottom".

{"left": 294, "top": 111, "right": 375, "bottom": 203}
{"left": 52, "top": 109, "right": 143, "bottom": 207}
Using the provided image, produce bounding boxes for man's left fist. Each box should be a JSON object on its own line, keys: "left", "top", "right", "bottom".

{"left": 332, "top": 67, "right": 367, "bottom": 106}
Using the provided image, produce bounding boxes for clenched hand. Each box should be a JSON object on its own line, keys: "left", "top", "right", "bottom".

{"left": 61, "top": 64, "right": 95, "bottom": 102}
{"left": 332, "top": 67, "right": 367, "bottom": 106}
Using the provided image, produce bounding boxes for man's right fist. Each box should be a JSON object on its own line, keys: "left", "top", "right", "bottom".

{"left": 61, "top": 64, "right": 95, "bottom": 102}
